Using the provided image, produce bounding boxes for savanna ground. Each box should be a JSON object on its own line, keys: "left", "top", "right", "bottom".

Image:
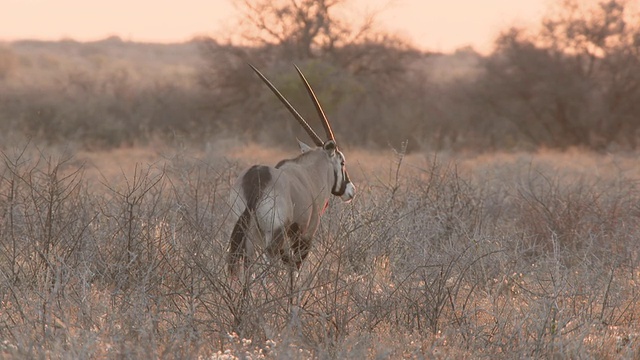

{"left": 1, "top": 140, "right": 639, "bottom": 359}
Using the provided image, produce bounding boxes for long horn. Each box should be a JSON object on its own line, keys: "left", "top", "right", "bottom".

{"left": 249, "top": 64, "right": 324, "bottom": 146}
{"left": 294, "top": 64, "right": 335, "bottom": 142}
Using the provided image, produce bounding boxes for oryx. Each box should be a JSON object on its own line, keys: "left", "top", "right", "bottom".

{"left": 227, "top": 64, "right": 356, "bottom": 280}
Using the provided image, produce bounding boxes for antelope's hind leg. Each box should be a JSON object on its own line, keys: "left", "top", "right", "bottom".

{"left": 228, "top": 209, "right": 251, "bottom": 278}
{"left": 285, "top": 223, "right": 311, "bottom": 313}
{"left": 272, "top": 223, "right": 308, "bottom": 270}
{"left": 264, "top": 224, "right": 310, "bottom": 302}
{"left": 288, "top": 223, "right": 311, "bottom": 270}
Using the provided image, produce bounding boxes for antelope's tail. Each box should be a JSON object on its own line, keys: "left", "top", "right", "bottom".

{"left": 227, "top": 208, "right": 251, "bottom": 276}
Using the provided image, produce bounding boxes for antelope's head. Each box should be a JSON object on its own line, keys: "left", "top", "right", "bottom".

{"left": 250, "top": 64, "right": 356, "bottom": 202}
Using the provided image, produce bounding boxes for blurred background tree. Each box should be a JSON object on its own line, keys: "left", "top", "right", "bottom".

{"left": 1, "top": 0, "right": 639, "bottom": 151}
{"left": 469, "top": 0, "right": 640, "bottom": 150}
{"left": 0, "top": 46, "right": 17, "bottom": 80}
{"left": 197, "top": 0, "right": 424, "bottom": 149}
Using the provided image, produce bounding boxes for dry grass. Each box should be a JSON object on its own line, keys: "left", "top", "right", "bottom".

{"left": 1, "top": 141, "right": 639, "bottom": 359}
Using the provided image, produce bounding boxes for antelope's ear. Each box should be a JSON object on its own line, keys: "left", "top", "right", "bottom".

{"left": 297, "top": 138, "right": 313, "bottom": 153}
{"left": 323, "top": 140, "right": 336, "bottom": 156}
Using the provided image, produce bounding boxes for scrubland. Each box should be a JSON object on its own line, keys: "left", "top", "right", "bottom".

{"left": 2, "top": 30, "right": 640, "bottom": 357}
{"left": 1, "top": 141, "right": 639, "bottom": 359}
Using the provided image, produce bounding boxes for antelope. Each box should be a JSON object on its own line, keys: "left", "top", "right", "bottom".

{"left": 227, "top": 64, "right": 356, "bottom": 282}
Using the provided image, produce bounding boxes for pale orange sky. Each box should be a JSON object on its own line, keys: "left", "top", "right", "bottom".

{"left": 1, "top": 0, "right": 548, "bottom": 53}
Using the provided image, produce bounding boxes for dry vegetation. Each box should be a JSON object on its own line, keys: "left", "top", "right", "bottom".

{"left": 1, "top": 2, "right": 640, "bottom": 357}
{"left": 1, "top": 141, "right": 639, "bottom": 359}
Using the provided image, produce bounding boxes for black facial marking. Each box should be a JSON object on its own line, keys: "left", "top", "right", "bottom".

{"left": 331, "top": 154, "right": 349, "bottom": 196}
{"left": 332, "top": 170, "right": 348, "bottom": 196}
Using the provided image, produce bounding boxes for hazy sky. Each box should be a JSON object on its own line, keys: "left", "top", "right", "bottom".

{"left": 2, "top": 0, "right": 548, "bottom": 53}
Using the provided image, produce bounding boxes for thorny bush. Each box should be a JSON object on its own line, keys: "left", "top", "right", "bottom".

{"left": 0, "top": 144, "right": 639, "bottom": 358}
